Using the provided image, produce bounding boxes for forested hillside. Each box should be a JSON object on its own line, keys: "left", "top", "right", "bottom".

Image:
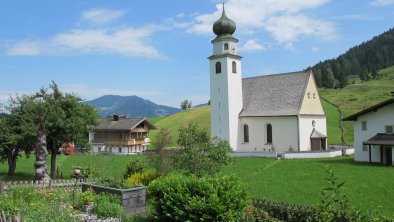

{"left": 309, "top": 28, "right": 394, "bottom": 88}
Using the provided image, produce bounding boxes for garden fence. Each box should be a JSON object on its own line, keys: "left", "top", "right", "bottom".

{"left": 0, "top": 178, "right": 95, "bottom": 194}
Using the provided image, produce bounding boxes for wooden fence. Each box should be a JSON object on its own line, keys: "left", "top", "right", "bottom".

{"left": 0, "top": 179, "right": 95, "bottom": 194}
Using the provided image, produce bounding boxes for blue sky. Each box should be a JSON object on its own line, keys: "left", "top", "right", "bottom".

{"left": 0, "top": 0, "right": 393, "bottom": 108}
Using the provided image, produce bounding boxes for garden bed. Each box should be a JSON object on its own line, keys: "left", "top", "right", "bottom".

{"left": 81, "top": 182, "right": 146, "bottom": 215}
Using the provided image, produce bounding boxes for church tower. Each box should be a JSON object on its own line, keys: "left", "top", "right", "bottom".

{"left": 208, "top": 5, "right": 243, "bottom": 150}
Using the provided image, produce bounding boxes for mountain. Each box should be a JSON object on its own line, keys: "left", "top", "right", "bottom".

{"left": 309, "top": 27, "right": 394, "bottom": 88}
{"left": 85, "top": 95, "right": 180, "bottom": 118}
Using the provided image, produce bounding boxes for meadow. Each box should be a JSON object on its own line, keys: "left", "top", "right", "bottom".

{"left": 1, "top": 154, "right": 393, "bottom": 217}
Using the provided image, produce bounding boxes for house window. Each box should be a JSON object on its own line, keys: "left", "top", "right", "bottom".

{"left": 224, "top": 43, "right": 229, "bottom": 50}
{"left": 386, "top": 125, "right": 393, "bottom": 133}
{"left": 362, "top": 145, "right": 368, "bottom": 152}
{"left": 362, "top": 121, "right": 367, "bottom": 131}
{"left": 215, "top": 62, "right": 221, "bottom": 74}
{"left": 118, "top": 147, "right": 122, "bottom": 153}
{"left": 98, "top": 147, "right": 101, "bottom": 152}
{"left": 266, "top": 124, "right": 272, "bottom": 144}
{"left": 243, "top": 124, "right": 249, "bottom": 143}
{"left": 232, "top": 61, "right": 237, "bottom": 73}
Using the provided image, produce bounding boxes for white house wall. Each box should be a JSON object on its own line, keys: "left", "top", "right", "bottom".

{"left": 354, "top": 103, "right": 394, "bottom": 162}
{"left": 298, "top": 115, "right": 327, "bottom": 151}
{"left": 237, "top": 116, "right": 299, "bottom": 153}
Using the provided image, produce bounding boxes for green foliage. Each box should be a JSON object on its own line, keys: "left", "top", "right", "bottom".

{"left": 5, "top": 81, "right": 100, "bottom": 178}
{"left": 153, "top": 128, "right": 173, "bottom": 148}
{"left": 311, "top": 27, "right": 394, "bottom": 88}
{"left": 0, "top": 185, "right": 75, "bottom": 221}
{"left": 176, "top": 122, "right": 232, "bottom": 177}
{"left": 180, "top": 99, "right": 192, "bottom": 110}
{"left": 93, "top": 192, "right": 123, "bottom": 218}
{"left": 124, "top": 169, "right": 158, "bottom": 186}
{"left": 317, "top": 165, "right": 365, "bottom": 221}
{"left": 149, "top": 173, "right": 250, "bottom": 222}
{"left": 124, "top": 159, "right": 145, "bottom": 178}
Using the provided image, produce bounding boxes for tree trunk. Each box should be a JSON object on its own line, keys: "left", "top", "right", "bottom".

{"left": 34, "top": 130, "right": 51, "bottom": 184}
{"left": 50, "top": 150, "right": 57, "bottom": 179}
{"left": 7, "top": 155, "right": 17, "bottom": 176}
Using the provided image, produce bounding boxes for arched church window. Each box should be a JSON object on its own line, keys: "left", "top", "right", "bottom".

{"left": 224, "top": 43, "right": 229, "bottom": 50}
{"left": 266, "top": 124, "right": 272, "bottom": 144}
{"left": 232, "top": 61, "right": 237, "bottom": 73}
{"left": 215, "top": 62, "right": 221, "bottom": 74}
{"left": 244, "top": 124, "right": 249, "bottom": 143}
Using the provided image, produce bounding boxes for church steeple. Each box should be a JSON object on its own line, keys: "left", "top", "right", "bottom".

{"left": 208, "top": 4, "right": 243, "bottom": 150}
{"left": 213, "top": 4, "right": 236, "bottom": 37}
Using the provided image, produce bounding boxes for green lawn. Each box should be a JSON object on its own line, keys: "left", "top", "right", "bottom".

{"left": 1, "top": 155, "right": 393, "bottom": 217}
{"left": 221, "top": 157, "right": 394, "bottom": 217}
{"left": 0, "top": 154, "right": 145, "bottom": 181}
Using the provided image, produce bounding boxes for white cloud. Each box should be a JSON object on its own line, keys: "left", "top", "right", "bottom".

{"left": 5, "top": 26, "right": 164, "bottom": 58}
{"left": 371, "top": 0, "right": 394, "bottom": 5}
{"left": 311, "top": 46, "right": 320, "bottom": 52}
{"left": 239, "top": 39, "right": 267, "bottom": 52}
{"left": 265, "top": 14, "right": 335, "bottom": 43}
{"left": 185, "top": 0, "right": 335, "bottom": 45}
{"left": 81, "top": 8, "right": 126, "bottom": 25}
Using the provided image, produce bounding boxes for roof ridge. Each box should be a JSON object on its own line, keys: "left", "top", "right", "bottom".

{"left": 242, "top": 71, "right": 307, "bottom": 80}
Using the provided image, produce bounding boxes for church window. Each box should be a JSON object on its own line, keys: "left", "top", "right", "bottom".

{"left": 313, "top": 93, "right": 316, "bottom": 99}
{"left": 266, "top": 124, "right": 272, "bottom": 144}
{"left": 215, "top": 62, "right": 221, "bottom": 74}
{"left": 224, "top": 43, "right": 229, "bottom": 50}
{"left": 243, "top": 124, "right": 249, "bottom": 143}
{"left": 362, "top": 121, "right": 367, "bottom": 131}
{"left": 232, "top": 61, "right": 237, "bottom": 73}
{"left": 307, "top": 92, "right": 311, "bottom": 98}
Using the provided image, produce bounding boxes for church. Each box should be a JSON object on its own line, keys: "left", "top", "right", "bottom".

{"left": 209, "top": 7, "right": 327, "bottom": 153}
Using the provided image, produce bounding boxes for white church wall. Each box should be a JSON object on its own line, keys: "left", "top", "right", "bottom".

{"left": 210, "top": 57, "right": 230, "bottom": 143}
{"left": 237, "top": 116, "right": 299, "bottom": 153}
{"left": 298, "top": 115, "right": 327, "bottom": 151}
{"left": 353, "top": 103, "right": 394, "bottom": 162}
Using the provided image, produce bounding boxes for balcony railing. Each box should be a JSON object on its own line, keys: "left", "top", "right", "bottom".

{"left": 93, "top": 138, "right": 150, "bottom": 146}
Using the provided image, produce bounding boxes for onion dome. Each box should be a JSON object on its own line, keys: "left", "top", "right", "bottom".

{"left": 213, "top": 5, "right": 236, "bottom": 36}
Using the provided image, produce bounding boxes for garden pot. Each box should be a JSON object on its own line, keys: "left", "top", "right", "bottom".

{"left": 81, "top": 182, "right": 146, "bottom": 215}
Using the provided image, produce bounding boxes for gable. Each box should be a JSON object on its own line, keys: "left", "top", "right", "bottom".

{"left": 299, "top": 73, "right": 325, "bottom": 115}
{"left": 240, "top": 71, "right": 310, "bottom": 117}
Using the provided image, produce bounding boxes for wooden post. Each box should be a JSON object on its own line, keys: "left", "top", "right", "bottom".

{"left": 369, "top": 145, "right": 372, "bottom": 163}
{"left": 380, "top": 146, "right": 383, "bottom": 165}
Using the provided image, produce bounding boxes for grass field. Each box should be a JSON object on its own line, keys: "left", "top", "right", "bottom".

{"left": 1, "top": 155, "right": 393, "bottom": 217}
{"left": 221, "top": 157, "right": 394, "bottom": 217}
{"left": 322, "top": 99, "right": 342, "bottom": 145}
{"left": 149, "top": 106, "right": 210, "bottom": 147}
{"left": 320, "top": 65, "right": 394, "bottom": 145}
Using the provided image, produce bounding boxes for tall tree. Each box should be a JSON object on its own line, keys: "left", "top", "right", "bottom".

{"left": 8, "top": 82, "right": 99, "bottom": 181}
{"left": 0, "top": 98, "right": 37, "bottom": 177}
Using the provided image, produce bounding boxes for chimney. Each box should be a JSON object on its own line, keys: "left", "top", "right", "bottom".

{"left": 113, "top": 114, "right": 120, "bottom": 121}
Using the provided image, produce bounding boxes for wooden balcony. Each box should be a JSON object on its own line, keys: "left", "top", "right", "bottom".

{"left": 93, "top": 138, "right": 150, "bottom": 146}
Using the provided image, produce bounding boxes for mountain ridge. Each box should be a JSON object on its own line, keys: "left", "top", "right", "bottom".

{"left": 85, "top": 95, "right": 180, "bottom": 118}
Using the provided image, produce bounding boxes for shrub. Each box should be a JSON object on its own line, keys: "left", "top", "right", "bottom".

{"left": 176, "top": 122, "right": 232, "bottom": 177}
{"left": 124, "top": 159, "right": 145, "bottom": 178}
{"left": 124, "top": 169, "right": 158, "bottom": 187}
{"left": 154, "top": 128, "right": 172, "bottom": 148}
{"left": 149, "top": 173, "right": 250, "bottom": 221}
{"left": 93, "top": 193, "right": 123, "bottom": 218}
